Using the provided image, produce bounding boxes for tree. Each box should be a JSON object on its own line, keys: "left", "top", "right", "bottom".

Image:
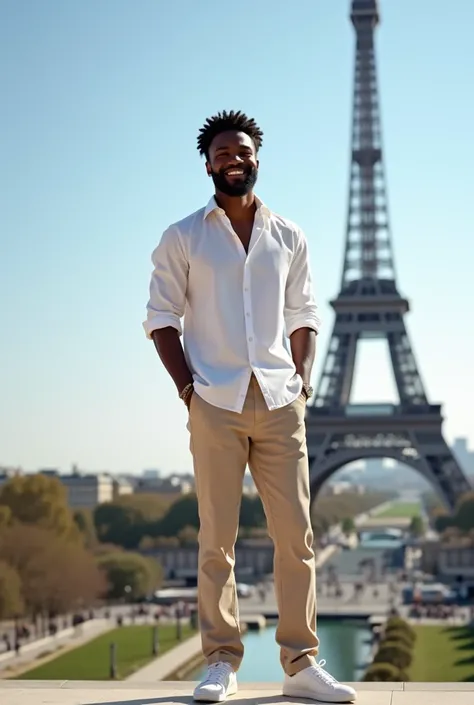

{"left": 239, "top": 495, "right": 266, "bottom": 529}
{"left": 0, "top": 524, "right": 105, "bottom": 616}
{"left": 442, "top": 526, "right": 464, "bottom": 543}
{"left": 0, "top": 505, "right": 12, "bottom": 529}
{"left": 157, "top": 494, "right": 200, "bottom": 536}
{"left": 409, "top": 515, "right": 424, "bottom": 538}
{"left": 454, "top": 492, "right": 474, "bottom": 532}
{"left": 116, "top": 493, "right": 172, "bottom": 522}
{"left": 363, "top": 663, "right": 405, "bottom": 682}
{"left": 383, "top": 629, "right": 415, "bottom": 649}
{"left": 239, "top": 526, "right": 270, "bottom": 540}
{"left": 94, "top": 502, "right": 144, "bottom": 549}
{"left": 138, "top": 536, "right": 158, "bottom": 551}
{"left": 97, "top": 552, "right": 163, "bottom": 600}
{"left": 145, "top": 536, "right": 180, "bottom": 548}
{"left": 423, "top": 491, "right": 443, "bottom": 517}
{"left": 0, "top": 474, "right": 78, "bottom": 541}
{"left": 311, "top": 515, "right": 330, "bottom": 540}
{"left": 0, "top": 560, "right": 24, "bottom": 619}
{"left": 341, "top": 517, "right": 355, "bottom": 536}
{"left": 178, "top": 525, "right": 199, "bottom": 544}
{"left": 310, "top": 492, "right": 394, "bottom": 534}
{"left": 385, "top": 617, "right": 415, "bottom": 639}
{"left": 434, "top": 493, "right": 474, "bottom": 536}
{"left": 374, "top": 641, "right": 413, "bottom": 671}
{"left": 73, "top": 508, "right": 98, "bottom": 549}
{"left": 434, "top": 513, "right": 454, "bottom": 533}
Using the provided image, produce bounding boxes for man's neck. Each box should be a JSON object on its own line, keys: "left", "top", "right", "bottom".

{"left": 214, "top": 191, "right": 256, "bottom": 221}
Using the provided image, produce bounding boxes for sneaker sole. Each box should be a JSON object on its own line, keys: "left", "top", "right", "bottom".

{"left": 193, "top": 685, "right": 238, "bottom": 703}
{"left": 282, "top": 685, "right": 357, "bottom": 703}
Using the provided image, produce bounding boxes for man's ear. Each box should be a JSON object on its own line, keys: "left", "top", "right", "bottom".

{"left": 206, "top": 161, "right": 211, "bottom": 177}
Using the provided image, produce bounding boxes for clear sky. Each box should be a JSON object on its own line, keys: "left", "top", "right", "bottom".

{"left": 1, "top": 0, "right": 473, "bottom": 476}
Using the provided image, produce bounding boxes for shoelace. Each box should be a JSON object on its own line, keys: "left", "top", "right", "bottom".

{"left": 311, "top": 659, "right": 338, "bottom": 686}
{"left": 202, "top": 662, "right": 232, "bottom": 686}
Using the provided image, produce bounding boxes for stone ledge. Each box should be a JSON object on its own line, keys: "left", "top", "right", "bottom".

{"left": 1, "top": 681, "right": 474, "bottom": 704}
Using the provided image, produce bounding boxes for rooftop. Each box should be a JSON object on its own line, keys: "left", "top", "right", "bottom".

{"left": 1, "top": 681, "right": 474, "bottom": 705}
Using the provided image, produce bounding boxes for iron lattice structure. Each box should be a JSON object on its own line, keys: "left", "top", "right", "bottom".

{"left": 306, "top": 0, "right": 470, "bottom": 509}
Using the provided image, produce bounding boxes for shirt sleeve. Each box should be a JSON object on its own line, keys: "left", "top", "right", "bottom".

{"left": 142, "top": 225, "right": 189, "bottom": 339}
{"left": 284, "top": 227, "right": 321, "bottom": 337}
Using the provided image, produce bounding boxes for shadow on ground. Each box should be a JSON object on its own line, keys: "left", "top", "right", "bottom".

{"left": 444, "top": 625, "right": 474, "bottom": 680}
{"left": 84, "top": 698, "right": 318, "bottom": 705}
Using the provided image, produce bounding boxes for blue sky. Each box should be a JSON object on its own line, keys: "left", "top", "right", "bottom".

{"left": 1, "top": 0, "right": 473, "bottom": 475}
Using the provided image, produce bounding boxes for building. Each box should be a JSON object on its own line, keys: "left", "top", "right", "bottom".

{"left": 135, "top": 473, "right": 193, "bottom": 495}
{"left": 326, "top": 481, "right": 365, "bottom": 496}
{"left": 143, "top": 469, "right": 161, "bottom": 479}
{"left": 144, "top": 539, "right": 275, "bottom": 583}
{"left": 40, "top": 469, "right": 114, "bottom": 509}
{"left": 112, "top": 477, "right": 134, "bottom": 499}
{"left": 420, "top": 539, "right": 474, "bottom": 597}
{"left": 0, "top": 466, "right": 22, "bottom": 488}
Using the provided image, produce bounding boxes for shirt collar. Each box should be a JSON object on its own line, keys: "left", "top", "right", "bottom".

{"left": 203, "top": 194, "right": 271, "bottom": 220}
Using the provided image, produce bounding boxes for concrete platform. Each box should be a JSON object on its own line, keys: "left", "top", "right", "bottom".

{"left": 1, "top": 681, "right": 474, "bottom": 704}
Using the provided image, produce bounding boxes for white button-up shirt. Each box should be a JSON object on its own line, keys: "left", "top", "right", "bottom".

{"left": 143, "top": 196, "right": 321, "bottom": 413}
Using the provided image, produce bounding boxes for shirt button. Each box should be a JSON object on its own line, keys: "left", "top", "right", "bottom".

{"left": 246, "top": 312, "right": 250, "bottom": 317}
{"left": 244, "top": 288, "right": 249, "bottom": 292}
{"left": 248, "top": 337, "right": 253, "bottom": 342}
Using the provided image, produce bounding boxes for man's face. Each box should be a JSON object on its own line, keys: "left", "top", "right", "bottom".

{"left": 206, "top": 130, "right": 259, "bottom": 197}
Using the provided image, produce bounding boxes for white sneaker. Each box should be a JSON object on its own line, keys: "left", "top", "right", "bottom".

{"left": 283, "top": 660, "right": 357, "bottom": 703}
{"left": 193, "top": 661, "right": 238, "bottom": 702}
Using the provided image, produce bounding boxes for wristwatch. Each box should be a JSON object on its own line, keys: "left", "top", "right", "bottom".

{"left": 302, "top": 383, "right": 314, "bottom": 400}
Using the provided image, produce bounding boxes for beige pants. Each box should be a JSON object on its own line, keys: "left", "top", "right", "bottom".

{"left": 188, "top": 375, "right": 319, "bottom": 676}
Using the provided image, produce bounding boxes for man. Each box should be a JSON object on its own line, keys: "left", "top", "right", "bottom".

{"left": 143, "top": 110, "right": 357, "bottom": 704}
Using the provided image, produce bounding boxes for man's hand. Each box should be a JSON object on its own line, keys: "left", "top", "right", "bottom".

{"left": 151, "top": 327, "right": 194, "bottom": 402}
{"left": 290, "top": 327, "right": 317, "bottom": 385}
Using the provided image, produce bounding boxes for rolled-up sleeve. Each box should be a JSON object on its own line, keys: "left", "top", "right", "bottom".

{"left": 284, "top": 228, "right": 321, "bottom": 337}
{"left": 142, "top": 225, "right": 188, "bottom": 339}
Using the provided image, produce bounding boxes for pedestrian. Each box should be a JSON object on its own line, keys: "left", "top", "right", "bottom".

{"left": 2, "top": 633, "right": 11, "bottom": 652}
{"left": 144, "top": 110, "right": 356, "bottom": 704}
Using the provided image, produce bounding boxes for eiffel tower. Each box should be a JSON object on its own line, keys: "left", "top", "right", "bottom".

{"left": 306, "top": 0, "right": 470, "bottom": 510}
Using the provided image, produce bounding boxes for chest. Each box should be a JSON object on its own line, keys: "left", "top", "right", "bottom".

{"left": 189, "top": 219, "right": 293, "bottom": 289}
{"left": 229, "top": 219, "right": 253, "bottom": 253}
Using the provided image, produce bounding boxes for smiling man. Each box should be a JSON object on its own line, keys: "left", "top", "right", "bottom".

{"left": 143, "top": 110, "right": 357, "bottom": 704}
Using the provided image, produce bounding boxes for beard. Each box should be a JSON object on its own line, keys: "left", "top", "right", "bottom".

{"left": 210, "top": 164, "right": 258, "bottom": 197}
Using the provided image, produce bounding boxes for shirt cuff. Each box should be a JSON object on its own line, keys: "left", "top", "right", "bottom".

{"left": 142, "top": 314, "right": 183, "bottom": 339}
{"left": 285, "top": 312, "right": 321, "bottom": 338}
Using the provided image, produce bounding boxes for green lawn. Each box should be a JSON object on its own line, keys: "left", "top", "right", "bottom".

{"left": 410, "top": 625, "right": 474, "bottom": 682}
{"left": 16, "top": 623, "right": 195, "bottom": 681}
{"left": 375, "top": 502, "right": 421, "bottom": 519}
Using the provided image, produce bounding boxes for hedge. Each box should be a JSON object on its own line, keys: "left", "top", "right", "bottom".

{"left": 363, "top": 616, "right": 415, "bottom": 682}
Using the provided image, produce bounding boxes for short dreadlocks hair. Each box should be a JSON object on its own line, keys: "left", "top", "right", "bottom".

{"left": 197, "top": 110, "right": 263, "bottom": 159}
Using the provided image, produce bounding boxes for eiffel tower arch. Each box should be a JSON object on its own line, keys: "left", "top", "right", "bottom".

{"left": 306, "top": 1, "right": 471, "bottom": 510}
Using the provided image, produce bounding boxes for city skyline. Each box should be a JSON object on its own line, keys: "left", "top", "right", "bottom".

{"left": 2, "top": 0, "right": 473, "bottom": 474}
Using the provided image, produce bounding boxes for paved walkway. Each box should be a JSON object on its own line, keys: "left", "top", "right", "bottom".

{"left": 1, "top": 681, "right": 474, "bottom": 704}
{"left": 0, "top": 619, "right": 112, "bottom": 676}
{"left": 127, "top": 634, "right": 202, "bottom": 682}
